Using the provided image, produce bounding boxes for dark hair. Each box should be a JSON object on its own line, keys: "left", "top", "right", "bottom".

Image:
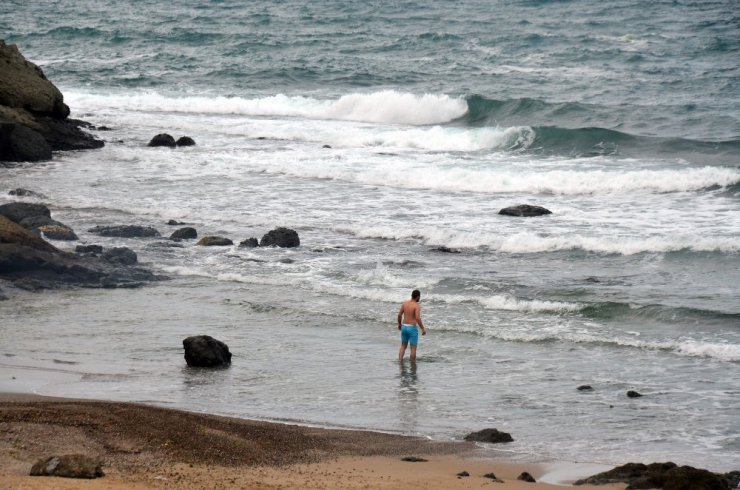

{"left": 411, "top": 289, "right": 421, "bottom": 300}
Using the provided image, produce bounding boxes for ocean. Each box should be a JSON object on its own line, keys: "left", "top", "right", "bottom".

{"left": 1, "top": 0, "right": 738, "bottom": 472}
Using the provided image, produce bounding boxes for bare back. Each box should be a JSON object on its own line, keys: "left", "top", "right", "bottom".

{"left": 400, "top": 299, "right": 420, "bottom": 326}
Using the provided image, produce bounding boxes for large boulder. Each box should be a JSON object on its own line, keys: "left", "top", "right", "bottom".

{"left": 463, "top": 428, "right": 514, "bottom": 443}
{"left": 183, "top": 335, "right": 232, "bottom": 367}
{"left": 148, "top": 133, "right": 176, "bottom": 147}
{"left": 498, "top": 204, "right": 552, "bottom": 217}
{"left": 0, "top": 41, "right": 103, "bottom": 163}
{"left": 574, "top": 462, "right": 738, "bottom": 489}
{"left": 88, "top": 225, "right": 160, "bottom": 238}
{"left": 170, "top": 227, "right": 197, "bottom": 240}
{"left": 260, "top": 227, "right": 300, "bottom": 248}
{"left": 30, "top": 454, "right": 104, "bottom": 479}
{"left": 0, "top": 202, "right": 51, "bottom": 223}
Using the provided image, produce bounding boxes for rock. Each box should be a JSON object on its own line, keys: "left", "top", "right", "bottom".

{"left": 574, "top": 462, "right": 736, "bottom": 490}
{"left": 518, "top": 472, "right": 536, "bottom": 483}
{"left": 197, "top": 236, "right": 233, "bottom": 246}
{"left": 0, "top": 122, "right": 52, "bottom": 161}
{"left": 239, "top": 237, "right": 259, "bottom": 248}
{"left": 148, "top": 133, "right": 176, "bottom": 147}
{"left": 322, "top": 144, "right": 332, "bottom": 148}
{"left": 0, "top": 286, "right": 6, "bottom": 300}
{"left": 457, "top": 471, "right": 470, "bottom": 477}
{"left": 75, "top": 244, "right": 103, "bottom": 255}
{"left": 38, "top": 224, "right": 78, "bottom": 241}
{"left": 584, "top": 277, "right": 601, "bottom": 283}
{"left": 0, "top": 41, "right": 103, "bottom": 162}
{"left": 260, "top": 227, "right": 300, "bottom": 248}
{"left": 432, "top": 246, "right": 460, "bottom": 253}
{"left": 88, "top": 225, "right": 161, "bottom": 238}
{"left": 103, "top": 247, "right": 137, "bottom": 266}
{"left": 183, "top": 335, "right": 232, "bottom": 367}
{"left": 498, "top": 204, "right": 552, "bottom": 217}
{"left": 577, "top": 385, "right": 594, "bottom": 391}
{"left": 401, "top": 456, "right": 428, "bottom": 462}
{"left": 627, "top": 390, "right": 643, "bottom": 398}
{"left": 484, "top": 473, "right": 504, "bottom": 483}
{"left": 30, "top": 454, "right": 104, "bottom": 479}
{"left": 464, "top": 428, "right": 514, "bottom": 443}
{"left": 167, "top": 219, "right": 185, "bottom": 225}
{"left": 8, "top": 188, "right": 46, "bottom": 198}
{"left": 278, "top": 258, "right": 295, "bottom": 264}
{"left": 169, "top": 227, "right": 197, "bottom": 240}
{"left": 0, "top": 202, "right": 50, "bottom": 224}
{"left": 175, "top": 136, "right": 195, "bottom": 146}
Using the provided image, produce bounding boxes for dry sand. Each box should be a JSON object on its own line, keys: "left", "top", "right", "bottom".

{"left": 0, "top": 393, "right": 624, "bottom": 489}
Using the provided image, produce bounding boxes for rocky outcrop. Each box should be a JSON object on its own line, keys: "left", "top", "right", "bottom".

{"left": 575, "top": 462, "right": 739, "bottom": 490}
{"left": 88, "top": 225, "right": 161, "bottom": 238}
{"left": 30, "top": 454, "right": 104, "bottom": 479}
{"left": 197, "top": 236, "right": 233, "bottom": 246}
{"left": 0, "top": 41, "right": 103, "bottom": 163}
{"left": 0, "top": 202, "right": 77, "bottom": 240}
{"left": 148, "top": 133, "right": 176, "bottom": 148}
{"left": 0, "top": 215, "right": 156, "bottom": 290}
{"left": 170, "top": 227, "right": 197, "bottom": 240}
{"left": 260, "top": 227, "right": 300, "bottom": 248}
{"left": 183, "top": 335, "right": 232, "bottom": 367}
{"left": 498, "top": 204, "right": 552, "bottom": 217}
{"left": 463, "top": 428, "right": 514, "bottom": 443}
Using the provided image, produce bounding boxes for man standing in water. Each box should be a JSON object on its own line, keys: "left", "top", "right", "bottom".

{"left": 398, "top": 289, "right": 427, "bottom": 361}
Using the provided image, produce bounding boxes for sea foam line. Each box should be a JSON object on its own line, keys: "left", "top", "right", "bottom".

{"left": 63, "top": 89, "right": 468, "bottom": 125}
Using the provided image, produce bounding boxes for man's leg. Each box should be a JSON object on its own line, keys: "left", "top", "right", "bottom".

{"left": 398, "top": 342, "right": 408, "bottom": 361}
{"left": 410, "top": 344, "right": 418, "bottom": 361}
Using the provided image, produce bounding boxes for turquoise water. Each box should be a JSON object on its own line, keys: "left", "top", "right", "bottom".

{"left": 1, "top": 0, "right": 738, "bottom": 472}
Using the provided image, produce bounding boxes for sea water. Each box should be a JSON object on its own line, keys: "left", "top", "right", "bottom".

{"left": 0, "top": 0, "right": 738, "bottom": 472}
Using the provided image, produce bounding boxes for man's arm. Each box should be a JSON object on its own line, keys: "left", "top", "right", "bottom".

{"left": 397, "top": 304, "right": 404, "bottom": 330}
{"left": 416, "top": 305, "right": 426, "bottom": 335}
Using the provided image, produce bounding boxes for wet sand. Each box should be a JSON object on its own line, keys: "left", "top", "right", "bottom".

{"left": 0, "top": 393, "right": 623, "bottom": 489}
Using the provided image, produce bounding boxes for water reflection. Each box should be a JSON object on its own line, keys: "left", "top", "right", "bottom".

{"left": 397, "top": 360, "right": 419, "bottom": 432}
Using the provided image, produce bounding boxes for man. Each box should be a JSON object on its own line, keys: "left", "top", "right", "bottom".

{"left": 397, "top": 289, "right": 427, "bottom": 361}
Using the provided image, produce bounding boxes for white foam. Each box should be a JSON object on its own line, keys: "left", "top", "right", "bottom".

{"left": 63, "top": 89, "right": 468, "bottom": 125}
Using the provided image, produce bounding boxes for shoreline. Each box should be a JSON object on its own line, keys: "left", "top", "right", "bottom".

{"left": 0, "top": 392, "right": 621, "bottom": 489}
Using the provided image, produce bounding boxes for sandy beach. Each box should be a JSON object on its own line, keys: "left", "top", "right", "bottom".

{"left": 0, "top": 393, "right": 624, "bottom": 489}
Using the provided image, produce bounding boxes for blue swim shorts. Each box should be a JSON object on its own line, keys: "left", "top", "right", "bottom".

{"left": 401, "top": 324, "right": 419, "bottom": 346}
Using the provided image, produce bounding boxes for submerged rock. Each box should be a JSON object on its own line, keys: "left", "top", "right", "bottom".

{"left": 103, "top": 247, "right": 137, "bottom": 266}
{"left": 8, "top": 188, "right": 47, "bottom": 198}
{"left": 239, "top": 237, "right": 259, "bottom": 248}
{"left": 260, "top": 227, "right": 300, "bottom": 248}
{"left": 627, "top": 390, "right": 643, "bottom": 398}
{"left": 197, "top": 236, "right": 233, "bottom": 246}
{"left": 498, "top": 204, "right": 552, "bottom": 217}
{"left": 30, "top": 454, "right": 104, "bottom": 479}
{"left": 88, "top": 225, "right": 160, "bottom": 238}
{"left": 175, "top": 136, "right": 195, "bottom": 146}
{"left": 147, "top": 133, "right": 176, "bottom": 147}
{"left": 464, "top": 428, "right": 514, "bottom": 443}
{"left": 75, "top": 244, "right": 103, "bottom": 255}
{"left": 183, "top": 335, "right": 232, "bottom": 367}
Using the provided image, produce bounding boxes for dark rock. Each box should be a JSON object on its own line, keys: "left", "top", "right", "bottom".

{"left": 498, "top": 204, "right": 553, "bottom": 217}
{"left": 103, "top": 247, "right": 137, "bottom": 266}
{"left": 76, "top": 244, "right": 103, "bottom": 255}
{"left": 260, "top": 227, "right": 300, "bottom": 248}
{"left": 401, "top": 456, "right": 428, "bottom": 462}
{"left": 96, "top": 125, "right": 112, "bottom": 131}
{"left": 518, "top": 472, "right": 536, "bottom": 483}
{"left": 584, "top": 277, "right": 601, "bottom": 283}
{"left": 627, "top": 390, "right": 643, "bottom": 398}
{"left": 88, "top": 225, "right": 160, "bottom": 238}
{"left": 0, "top": 202, "right": 50, "bottom": 224}
{"left": 239, "top": 237, "right": 259, "bottom": 248}
{"left": 8, "top": 188, "right": 47, "bottom": 198}
{"left": 30, "top": 454, "right": 104, "bottom": 479}
{"left": 457, "top": 471, "right": 470, "bottom": 477}
{"left": 183, "top": 335, "right": 232, "bottom": 367}
{"left": 464, "top": 428, "right": 514, "bottom": 443}
{"left": 432, "top": 246, "right": 460, "bottom": 253}
{"left": 278, "top": 258, "right": 295, "bottom": 264}
{"left": 148, "top": 133, "right": 176, "bottom": 147}
{"left": 574, "top": 462, "right": 735, "bottom": 490}
{"left": 175, "top": 136, "right": 195, "bottom": 146}
{"left": 167, "top": 219, "right": 185, "bottom": 225}
{"left": 170, "top": 227, "right": 197, "bottom": 240}
{"left": 322, "top": 144, "right": 332, "bottom": 148}
{"left": 38, "top": 224, "right": 78, "bottom": 241}
{"left": 0, "top": 286, "right": 6, "bottom": 300}
{"left": 33, "top": 116, "right": 104, "bottom": 152}
{"left": 0, "top": 123, "right": 52, "bottom": 161}
{"left": 577, "top": 385, "right": 594, "bottom": 391}
{"left": 13, "top": 277, "right": 53, "bottom": 291}
{"left": 197, "top": 236, "right": 233, "bottom": 246}
{"left": 484, "top": 473, "right": 504, "bottom": 483}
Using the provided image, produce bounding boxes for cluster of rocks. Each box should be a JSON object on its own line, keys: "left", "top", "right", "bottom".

{"left": 0, "top": 40, "right": 103, "bottom": 164}
{"left": 148, "top": 133, "right": 195, "bottom": 148}
{"left": 165, "top": 225, "right": 300, "bottom": 249}
{"left": 575, "top": 462, "right": 740, "bottom": 490}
